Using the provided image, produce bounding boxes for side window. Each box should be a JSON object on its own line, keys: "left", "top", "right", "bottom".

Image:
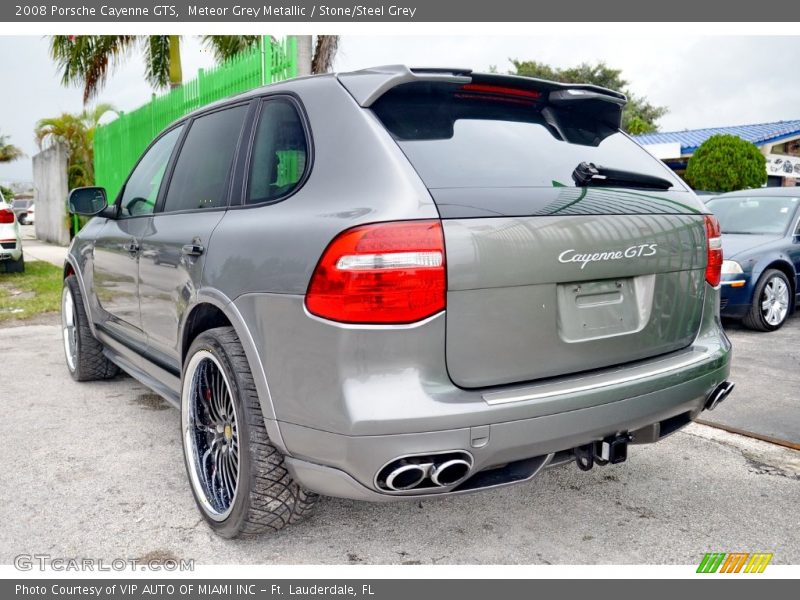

{"left": 162, "top": 105, "right": 248, "bottom": 213}
{"left": 246, "top": 98, "right": 308, "bottom": 205}
{"left": 119, "top": 125, "right": 183, "bottom": 217}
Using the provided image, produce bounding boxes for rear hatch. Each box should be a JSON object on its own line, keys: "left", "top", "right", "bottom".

{"left": 363, "top": 71, "right": 708, "bottom": 388}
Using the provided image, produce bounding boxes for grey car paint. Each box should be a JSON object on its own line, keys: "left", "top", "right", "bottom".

{"left": 64, "top": 66, "right": 732, "bottom": 501}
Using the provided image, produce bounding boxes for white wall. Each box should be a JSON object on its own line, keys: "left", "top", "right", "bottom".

{"left": 32, "top": 143, "right": 70, "bottom": 246}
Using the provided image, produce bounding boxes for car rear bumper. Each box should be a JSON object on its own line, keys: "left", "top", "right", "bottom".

{"left": 0, "top": 243, "right": 22, "bottom": 262}
{"left": 281, "top": 350, "right": 729, "bottom": 501}
{"left": 234, "top": 283, "right": 731, "bottom": 501}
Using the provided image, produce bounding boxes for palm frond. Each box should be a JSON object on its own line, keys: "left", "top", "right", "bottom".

{"left": 143, "top": 35, "right": 172, "bottom": 89}
{"left": 50, "top": 35, "right": 136, "bottom": 103}
{"left": 0, "top": 133, "right": 24, "bottom": 163}
{"left": 201, "top": 35, "right": 261, "bottom": 62}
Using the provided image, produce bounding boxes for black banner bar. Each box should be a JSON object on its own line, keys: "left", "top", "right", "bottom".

{"left": 3, "top": 0, "right": 799, "bottom": 23}
{"left": 4, "top": 579, "right": 798, "bottom": 600}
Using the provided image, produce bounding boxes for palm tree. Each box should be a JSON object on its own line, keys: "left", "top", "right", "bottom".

{"left": 34, "top": 103, "right": 116, "bottom": 188}
{"left": 51, "top": 35, "right": 341, "bottom": 103}
{"left": 0, "top": 132, "right": 24, "bottom": 163}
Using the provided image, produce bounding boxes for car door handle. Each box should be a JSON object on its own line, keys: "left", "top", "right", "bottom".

{"left": 181, "top": 243, "right": 205, "bottom": 256}
{"left": 125, "top": 241, "right": 140, "bottom": 254}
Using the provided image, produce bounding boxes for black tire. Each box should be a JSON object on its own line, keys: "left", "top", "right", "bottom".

{"left": 742, "top": 269, "right": 792, "bottom": 332}
{"left": 182, "top": 326, "right": 318, "bottom": 538}
{"left": 18, "top": 214, "right": 28, "bottom": 225}
{"left": 62, "top": 275, "right": 120, "bottom": 381}
{"left": 4, "top": 255, "right": 24, "bottom": 273}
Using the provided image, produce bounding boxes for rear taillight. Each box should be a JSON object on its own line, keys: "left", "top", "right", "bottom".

{"left": 306, "top": 220, "right": 446, "bottom": 324}
{"left": 704, "top": 214, "right": 723, "bottom": 287}
{"left": 0, "top": 209, "right": 14, "bottom": 224}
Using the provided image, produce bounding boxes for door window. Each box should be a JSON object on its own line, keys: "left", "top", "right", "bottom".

{"left": 246, "top": 99, "right": 309, "bottom": 205}
{"left": 162, "top": 105, "right": 248, "bottom": 213}
{"left": 119, "top": 125, "right": 183, "bottom": 217}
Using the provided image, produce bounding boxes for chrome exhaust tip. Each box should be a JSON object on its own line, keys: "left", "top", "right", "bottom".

{"left": 430, "top": 459, "right": 472, "bottom": 487}
{"left": 384, "top": 464, "right": 427, "bottom": 491}
{"left": 705, "top": 381, "right": 735, "bottom": 411}
{"left": 376, "top": 451, "right": 474, "bottom": 492}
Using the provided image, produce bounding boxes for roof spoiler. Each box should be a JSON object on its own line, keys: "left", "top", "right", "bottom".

{"left": 337, "top": 65, "right": 627, "bottom": 110}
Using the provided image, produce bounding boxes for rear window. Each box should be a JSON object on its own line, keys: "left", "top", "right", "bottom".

{"left": 371, "top": 82, "right": 683, "bottom": 191}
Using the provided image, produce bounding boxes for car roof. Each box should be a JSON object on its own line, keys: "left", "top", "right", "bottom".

{"left": 714, "top": 187, "right": 800, "bottom": 198}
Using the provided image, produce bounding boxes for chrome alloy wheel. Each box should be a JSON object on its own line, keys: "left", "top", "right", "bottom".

{"left": 61, "top": 286, "right": 77, "bottom": 372}
{"left": 182, "top": 351, "right": 240, "bottom": 521}
{"left": 761, "top": 275, "right": 790, "bottom": 326}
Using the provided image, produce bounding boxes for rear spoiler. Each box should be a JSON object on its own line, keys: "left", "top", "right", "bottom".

{"left": 337, "top": 65, "right": 626, "bottom": 107}
{"left": 337, "top": 65, "right": 628, "bottom": 139}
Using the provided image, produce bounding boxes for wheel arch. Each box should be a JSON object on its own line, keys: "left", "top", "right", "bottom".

{"left": 180, "top": 290, "right": 288, "bottom": 453}
{"left": 758, "top": 259, "right": 797, "bottom": 308}
{"left": 63, "top": 255, "right": 99, "bottom": 337}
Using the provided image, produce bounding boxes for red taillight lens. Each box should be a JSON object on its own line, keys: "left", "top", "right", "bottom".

{"left": 704, "top": 214, "right": 723, "bottom": 287}
{"left": 0, "top": 209, "right": 14, "bottom": 224}
{"left": 306, "top": 220, "right": 446, "bottom": 324}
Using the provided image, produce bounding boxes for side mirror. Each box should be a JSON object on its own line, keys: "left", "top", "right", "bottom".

{"left": 69, "top": 186, "right": 108, "bottom": 216}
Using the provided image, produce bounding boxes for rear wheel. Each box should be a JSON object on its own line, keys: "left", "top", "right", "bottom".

{"left": 181, "top": 327, "right": 317, "bottom": 538}
{"left": 742, "top": 269, "right": 792, "bottom": 332}
{"left": 61, "top": 275, "right": 119, "bottom": 380}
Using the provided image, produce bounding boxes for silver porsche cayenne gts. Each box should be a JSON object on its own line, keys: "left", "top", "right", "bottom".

{"left": 62, "top": 66, "right": 733, "bottom": 537}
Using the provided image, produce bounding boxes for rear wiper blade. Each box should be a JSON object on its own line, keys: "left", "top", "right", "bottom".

{"left": 572, "top": 162, "right": 673, "bottom": 191}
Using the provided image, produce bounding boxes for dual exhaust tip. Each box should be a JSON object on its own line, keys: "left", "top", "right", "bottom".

{"left": 705, "top": 381, "right": 735, "bottom": 411}
{"left": 378, "top": 452, "right": 473, "bottom": 492}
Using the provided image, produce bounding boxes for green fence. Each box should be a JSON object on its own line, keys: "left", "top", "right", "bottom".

{"left": 94, "top": 36, "right": 297, "bottom": 201}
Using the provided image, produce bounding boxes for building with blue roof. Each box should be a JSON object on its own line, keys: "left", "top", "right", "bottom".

{"left": 633, "top": 120, "right": 800, "bottom": 188}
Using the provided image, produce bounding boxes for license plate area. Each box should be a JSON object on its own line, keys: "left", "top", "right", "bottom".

{"left": 557, "top": 274, "right": 655, "bottom": 342}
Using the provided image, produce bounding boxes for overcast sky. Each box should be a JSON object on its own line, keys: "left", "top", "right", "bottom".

{"left": 1, "top": 34, "right": 799, "bottom": 183}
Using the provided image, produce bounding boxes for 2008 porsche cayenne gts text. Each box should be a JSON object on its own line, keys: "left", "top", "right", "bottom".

{"left": 62, "top": 66, "right": 734, "bottom": 538}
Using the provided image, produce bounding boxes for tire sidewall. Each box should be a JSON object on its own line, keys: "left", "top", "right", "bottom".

{"left": 181, "top": 332, "right": 254, "bottom": 538}
{"left": 753, "top": 270, "right": 792, "bottom": 331}
{"left": 62, "top": 278, "right": 82, "bottom": 381}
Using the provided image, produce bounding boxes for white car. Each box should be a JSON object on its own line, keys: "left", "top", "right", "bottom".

{"left": 0, "top": 195, "right": 24, "bottom": 273}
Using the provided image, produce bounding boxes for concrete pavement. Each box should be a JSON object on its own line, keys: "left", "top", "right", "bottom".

{"left": 19, "top": 225, "right": 69, "bottom": 268}
{"left": 0, "top": 319, "right": 797, "bottom": 565}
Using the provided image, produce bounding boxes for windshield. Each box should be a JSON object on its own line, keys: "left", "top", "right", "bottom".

{"left": 706, "top": 195, "right": 799, "bottom": 235}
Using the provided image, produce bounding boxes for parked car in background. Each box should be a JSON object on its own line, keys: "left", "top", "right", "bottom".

{"left": 706, "top": 188, "right": 800, "bottom": 331}
{"left": 25, "top": 204, "right": 35, "bottom": 225}
{"left": 0, "top": 196, "right": 25, "bottom": 272}
{"left": 11, "top": 198, "right": 34, "bottom": 225}
{"left": 62, "top": 66, "right": 733, "bottom": 538}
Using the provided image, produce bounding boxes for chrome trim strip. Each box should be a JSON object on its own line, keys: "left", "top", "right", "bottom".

{"left": 303, "top": 305, "right": 444, "bottom": 330}
{"left": 720, "top": 280, "right": 746, "bottom": 286}
{"left": 483, "top": 348, "right": 710, "bottom": 406}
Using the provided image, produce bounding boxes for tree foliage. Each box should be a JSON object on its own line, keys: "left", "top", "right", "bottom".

{"left": 51, "top": 35, "right": 341, "bottom": 104}
{"left": 34, "top": 104, "right": 116, "bottom": 189}
{"left": 0, "top": 132, "right": 24, "bottom": 163}
{"left": 684, "top": 134, "right": 767, "bottom": 192}
{"left": 509, "top": 60, "right": 667, "bottom": 134}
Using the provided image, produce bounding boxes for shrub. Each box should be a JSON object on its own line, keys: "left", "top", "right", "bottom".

{"left": 684, "top": 134, "right": 767, "bottom": 192}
